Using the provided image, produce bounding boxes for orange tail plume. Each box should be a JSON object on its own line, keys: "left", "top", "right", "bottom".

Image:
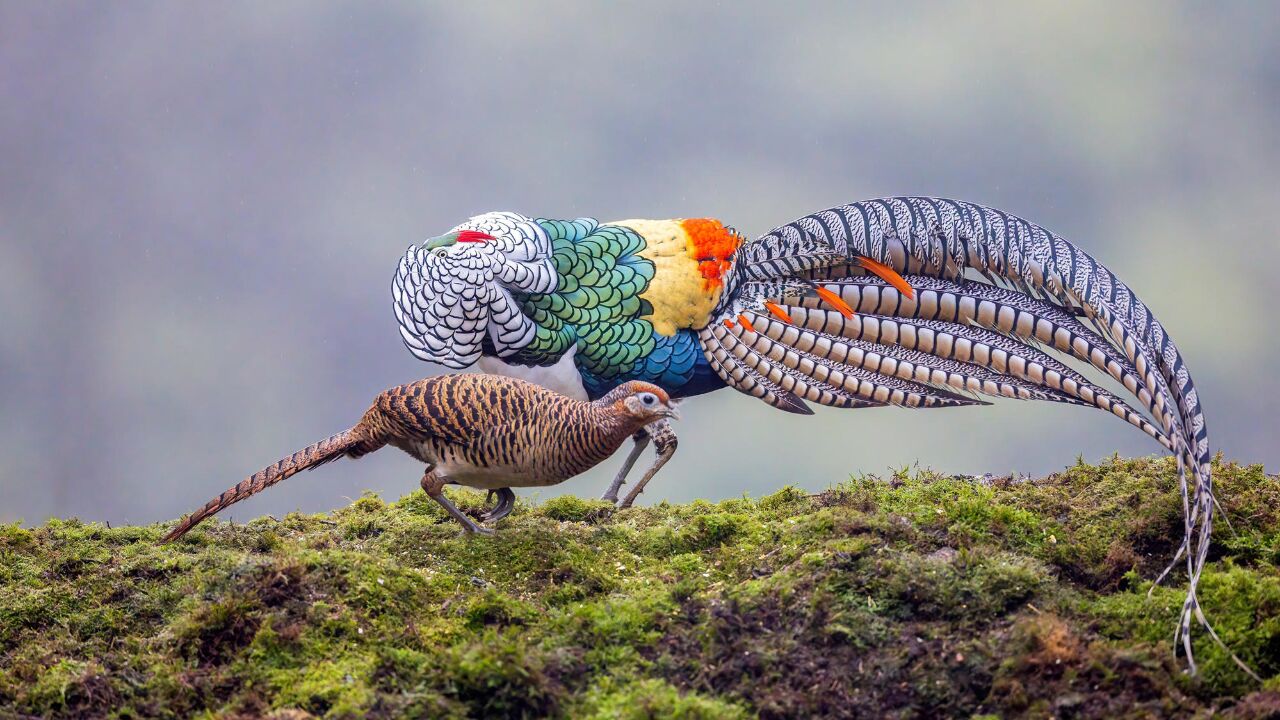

{"left": 857, "top": 256, "right": 915, "bottom": 299}
{"left": 763, "top": 301, "right": 793, "bottom": 324}
{"left": 814, "top": 286, "right": 856, "bottom": 318}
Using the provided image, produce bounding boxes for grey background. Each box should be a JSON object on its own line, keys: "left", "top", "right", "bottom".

{"left": 3, "top": 2, "right": 1277, "bottom": 526}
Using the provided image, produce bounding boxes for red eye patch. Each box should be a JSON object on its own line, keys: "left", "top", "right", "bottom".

{"left": 456, "top": 230, "right": 494, "bottom": 243}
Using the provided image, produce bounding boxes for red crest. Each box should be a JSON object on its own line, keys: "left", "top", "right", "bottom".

{"left": 456, "top": 230, "right": 494, "bottom": 243}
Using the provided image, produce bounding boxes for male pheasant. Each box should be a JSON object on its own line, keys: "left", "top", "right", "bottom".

{"left": 392, "top": 197, "right": 1224, "bottom": 672}
{"left": 160, "top": 375, "right": 678, "bottom": 542}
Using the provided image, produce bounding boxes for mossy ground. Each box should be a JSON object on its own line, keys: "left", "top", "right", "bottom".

{"left": 3, "top": 456, "right": 1280, "bottom": 719}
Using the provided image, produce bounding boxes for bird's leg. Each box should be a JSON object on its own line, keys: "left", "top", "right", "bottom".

{"left": 601, "top": 427, "right": 652, "bottom": 503}
{"left": 420, "top": 468, "right": 493, "bottom": 536}
{"left": 480, "top": 487, "right": 516, "bottom": 524}
{"left": 618, "top": 421, "right": 678, "bottom": 509}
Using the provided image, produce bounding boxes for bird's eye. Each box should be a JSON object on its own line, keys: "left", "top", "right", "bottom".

{"left": 433, "top": 248, "right": 449, "bottom": 258}
{"left": 639, "top": 392, "right": 657, "bottom": 406}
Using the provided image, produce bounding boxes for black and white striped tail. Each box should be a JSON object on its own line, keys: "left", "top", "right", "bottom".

{"left": 704, "top": 197, "right": 1233, "bottom": 674}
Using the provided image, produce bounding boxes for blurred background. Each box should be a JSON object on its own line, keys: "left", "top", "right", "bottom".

{"left": 3, "top": 2, "right": 1278, "bottom": 526}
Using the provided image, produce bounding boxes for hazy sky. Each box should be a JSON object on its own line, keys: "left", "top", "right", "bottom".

{"left": 3, "top": 2, "right": 1278, "bottom": 526}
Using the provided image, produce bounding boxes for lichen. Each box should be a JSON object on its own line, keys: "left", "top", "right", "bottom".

{"left": 1, "top": 456, "right": 1278, "bottom": 718}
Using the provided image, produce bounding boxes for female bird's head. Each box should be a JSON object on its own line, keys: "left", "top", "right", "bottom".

{"left": 598, "top": 381, "right": 681, "bottom": 425}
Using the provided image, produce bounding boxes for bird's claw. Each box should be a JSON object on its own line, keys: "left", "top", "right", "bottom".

{"left": 479, "top": 487, "right": 516, "bottom": 524}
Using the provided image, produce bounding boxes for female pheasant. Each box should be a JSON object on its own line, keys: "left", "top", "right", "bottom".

{"left": 160, "top": 375, "right": 678, "bottom": 542}
{"left": 392, "top": 197, "right": 1224, "bottom": 672}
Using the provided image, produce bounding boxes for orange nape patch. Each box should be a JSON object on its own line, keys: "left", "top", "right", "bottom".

{"left": 681, "top": 218, "right": 743, "bottom": 291}
{"left": 698, "top": 259, "right": 733, "bottom": 287}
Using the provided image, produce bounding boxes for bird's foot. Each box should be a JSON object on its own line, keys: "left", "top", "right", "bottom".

{"left": 424, "top": 474, "right": 500, "bottom": 536}
{"left": 602, "top": 428, "right": 653, "bottom": 505}
{"left": 618, "top": 422, "right": 678, "bottom": 509}
{"left": 480, "top": 488, "right": 516, "bottom": 524}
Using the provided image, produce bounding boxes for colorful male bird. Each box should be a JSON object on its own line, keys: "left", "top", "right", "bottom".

{"left": 160, "top": 374, "right": 679, "bottom": 542}
{"left": 392, "top": 197, "right": 1221, "bottom": 671}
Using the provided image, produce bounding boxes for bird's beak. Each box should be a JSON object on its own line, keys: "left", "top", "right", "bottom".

{"left": 424, "top": 231, "right": 461, "bottom": 250}
{"left": 663, "top": 399, "right": 683, "bottom": 420}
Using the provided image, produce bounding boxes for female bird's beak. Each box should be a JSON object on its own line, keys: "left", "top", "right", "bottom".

{"left": 663, "top": 399, "right": 683, "bottom": 420}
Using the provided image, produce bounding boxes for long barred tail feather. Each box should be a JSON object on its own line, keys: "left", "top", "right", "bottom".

{"left": 707, "top": 197, "right": 1231, "bottom": 673}
{"left": 159, "top": 428, "right": 377, "bottom": 543}
{"left": 700, "top": 329, "right": 818, "bottom": 414}
{"left": 780, "top": 280, "right": 1174, "bottom": 448}
{"left": 704, "top": 321, "right": 990, "bottom": 410}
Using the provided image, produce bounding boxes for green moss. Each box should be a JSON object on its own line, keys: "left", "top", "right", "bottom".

{"left": 270, "top": 656, "right": 376, "bottom": 717}
{"left": 437, "top": 630, "right": 573, "bottom": 718}
{"left": 574, "top": 677, "right": 750, "bottom": 719}
{"left": 1, "top": 456, "right": 1277, "bottom": 718}
{"left": 1089, "top": 563, "right": 1280, "bottom": 697}
{"left": 540, "top": 495, "right": 613, "bottom": 523}
{"left": 678, "top": 510, "right": 753, "bottom": 550}
{"left": 854, "top": 549, "right": 1049, "bottom": 621}
{"left": 464, "top": 590, "right": 536, "bottom": 630}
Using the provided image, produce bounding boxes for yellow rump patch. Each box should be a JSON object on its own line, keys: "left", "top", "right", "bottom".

{"left": 610, "top": 218, "right": 742, "bottom": 336}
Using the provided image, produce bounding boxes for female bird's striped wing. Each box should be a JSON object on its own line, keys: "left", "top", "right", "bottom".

{"left": 702, "top": 197, "right": 1225, "bottom": 673}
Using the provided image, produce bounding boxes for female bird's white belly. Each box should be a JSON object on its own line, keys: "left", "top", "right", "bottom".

{"left": 477, "top": 348, "right": 588, "bottom": 400}
{"left": 404, "top": 439, "right": 571, "bottom": 490}
{"left": 437, "top": 460, "right": 565, "bottom": 490}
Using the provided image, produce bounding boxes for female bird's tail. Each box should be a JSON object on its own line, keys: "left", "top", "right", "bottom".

{"left": 159, "top": 427, "right": 377, "bottom": 543}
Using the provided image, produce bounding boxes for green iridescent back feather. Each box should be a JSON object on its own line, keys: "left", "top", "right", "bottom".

{"left": 505, "top": 219, "right": 657, "bottom": 378}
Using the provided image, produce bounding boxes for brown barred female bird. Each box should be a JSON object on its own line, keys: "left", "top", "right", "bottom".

{"left": 159, "top": 374, "right": 679, "bottom": 542}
